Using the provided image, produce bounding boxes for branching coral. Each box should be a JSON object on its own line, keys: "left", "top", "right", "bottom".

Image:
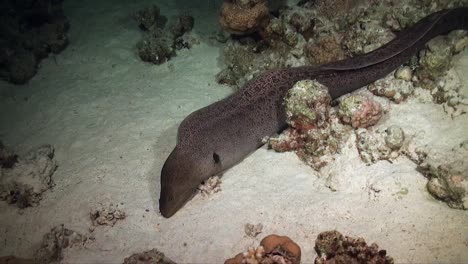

{"left": 219, "top": 0, "right": 270, "bottom": 35}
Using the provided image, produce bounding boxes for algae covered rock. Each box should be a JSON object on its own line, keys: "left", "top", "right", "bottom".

{"left": 267, "top": 80, "right": 350, "bottom": 170}
{"left": 338, "top": 95, "right": 382, "bottom": 128}
{"left": 284, "top": 80, "right": 331, "bottom": 130}
{"left": 420, "top": 141, "right": 468, "bottom": 210}
{"left": 355, "top": 126, "right": 406, "bottom": 165}
{"left": 368, "top": 72, "right": 415, "bottom": 103}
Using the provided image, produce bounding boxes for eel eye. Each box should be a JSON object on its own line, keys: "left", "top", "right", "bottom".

{"left": 213, "top": 152, "right": 221, "bottom": 164}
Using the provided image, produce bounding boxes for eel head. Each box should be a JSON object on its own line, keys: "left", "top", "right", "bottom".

{"left": 159, "top": 146, "right": 220, "bottom": 218}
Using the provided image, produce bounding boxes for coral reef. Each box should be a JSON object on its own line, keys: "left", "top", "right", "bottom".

{"left": 0, "top": 144, "right": 57, "bottom": 208}
{"left": 314, "top": 230, "right": 394, "bottom": 264}
{"left": 34, "top": 225, "right": 87, "bottom": 264}
{"left": 355, "top": 126, "right": 405, "bottom": 164}
{"left": 198, "top": 175, "right": 222, "bottom": 197}
{"left": 244, "top": 223, "right": 263, "bottom": 238}
{"left": 418, "top": 141, "right": 468, "bottom": 210}
{"left": 0, "top": 0, "right": 69, "bottom": 84}
{"left": 135, "top": 5, "right": 196, "bottom": 65}
{"left": 266, "top": 80, "right": 350, "bottom": 170}
{"left": 338, "top": 95, "right": 382, "bottom": 128}
{"left": 123, "top": 249, "right": 176, "bottom": 264}
{"left": 225, "top": 234, "right": 301, "bottom": 264}
{"left": 219, "top": 0, "right": 270, "bottom": 35}
{"left": 89, "top": 203, "right": 126, "bottom": 228}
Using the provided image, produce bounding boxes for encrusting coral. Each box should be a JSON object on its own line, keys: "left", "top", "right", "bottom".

{"left": 219, "top": 0, "right": 270, "bottom": 35}
{"left": 225, "top": 234, "right": 301, "bottom": 264}
{"left": 314, "top": 230, "right": 394, "bottom": 264}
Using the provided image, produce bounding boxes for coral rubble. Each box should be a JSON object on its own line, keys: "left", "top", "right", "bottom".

{"left": 34, "top": 225, "right": 87, "bottom": 264}
{"left": 0, "top": 0, "right": 69, "bottom": 84}
{"left": 0, "top": 144, "right": 57, "bottom": 208}
{"left": 225, "top": 234, "right": 301, "bottom": 264}
{"left": 123, "top": 249, "right": 176, "bottom": 264}
{"left": 244, "top": 223, "right": 263, "bottom": 238}
{"left": 314, "top": 230, "right": 394, "bottom": 264}
{"left": 198, "top": 176, "right": 222, "bottom": 197}
{"left": 355, "top": 126, "right": 406, "bottom": 165}
{"left": 89, "top": 202, "right": 126, "bottom": 227}
{"left": 418, "top": 141, "right": 468, "bottom": 210}
{"left": 135, "top": 5, "right": 196, "bottom": 65}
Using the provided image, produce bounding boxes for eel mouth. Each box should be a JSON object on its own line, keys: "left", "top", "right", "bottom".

{"left": 159, "top": 187, "right": 197, "bottom": 218}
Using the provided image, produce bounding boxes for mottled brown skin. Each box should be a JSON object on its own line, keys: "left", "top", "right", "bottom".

{"left": 159, "top": 8, "right": 468, "bottom": 218}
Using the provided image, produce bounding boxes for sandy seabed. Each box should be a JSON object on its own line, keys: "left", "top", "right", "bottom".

{"left": 0, "top": 0, "right": 467, "bottom": 263}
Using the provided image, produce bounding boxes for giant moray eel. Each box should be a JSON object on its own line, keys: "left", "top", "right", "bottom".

{"left": 159, "top": 8, "right": 468, "bottom": 218}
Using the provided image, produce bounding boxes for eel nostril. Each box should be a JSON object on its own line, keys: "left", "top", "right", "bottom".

{"left": 213, "top": 152, "right": 221, "bottom": 164}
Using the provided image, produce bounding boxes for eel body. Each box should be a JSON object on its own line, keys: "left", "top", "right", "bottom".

{"left": 159, "top": 8, "right": 468, "bottom": 218}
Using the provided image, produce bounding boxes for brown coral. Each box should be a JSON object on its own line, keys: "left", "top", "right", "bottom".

{"left": 225, "top": 234, "right": 301, "bottom": 264}
{"left": 219, "top": 0, "right": 270, "bottom": 35}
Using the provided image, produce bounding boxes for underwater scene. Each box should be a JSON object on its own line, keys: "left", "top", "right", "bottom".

{"left": 0, "top": 0, "right": 467, "bottom": 263}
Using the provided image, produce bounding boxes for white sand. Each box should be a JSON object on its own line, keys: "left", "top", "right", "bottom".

{"left": 0, "top": 0, "right": 467, "bottom": 263}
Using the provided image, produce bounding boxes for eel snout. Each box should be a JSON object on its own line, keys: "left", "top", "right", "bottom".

{"left": 159, "top": 147, "right": 214, "bottom": 218}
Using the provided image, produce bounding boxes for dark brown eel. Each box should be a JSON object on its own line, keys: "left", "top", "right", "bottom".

{"left": 159, "top": 8, "right": 468, "bottom": 218}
